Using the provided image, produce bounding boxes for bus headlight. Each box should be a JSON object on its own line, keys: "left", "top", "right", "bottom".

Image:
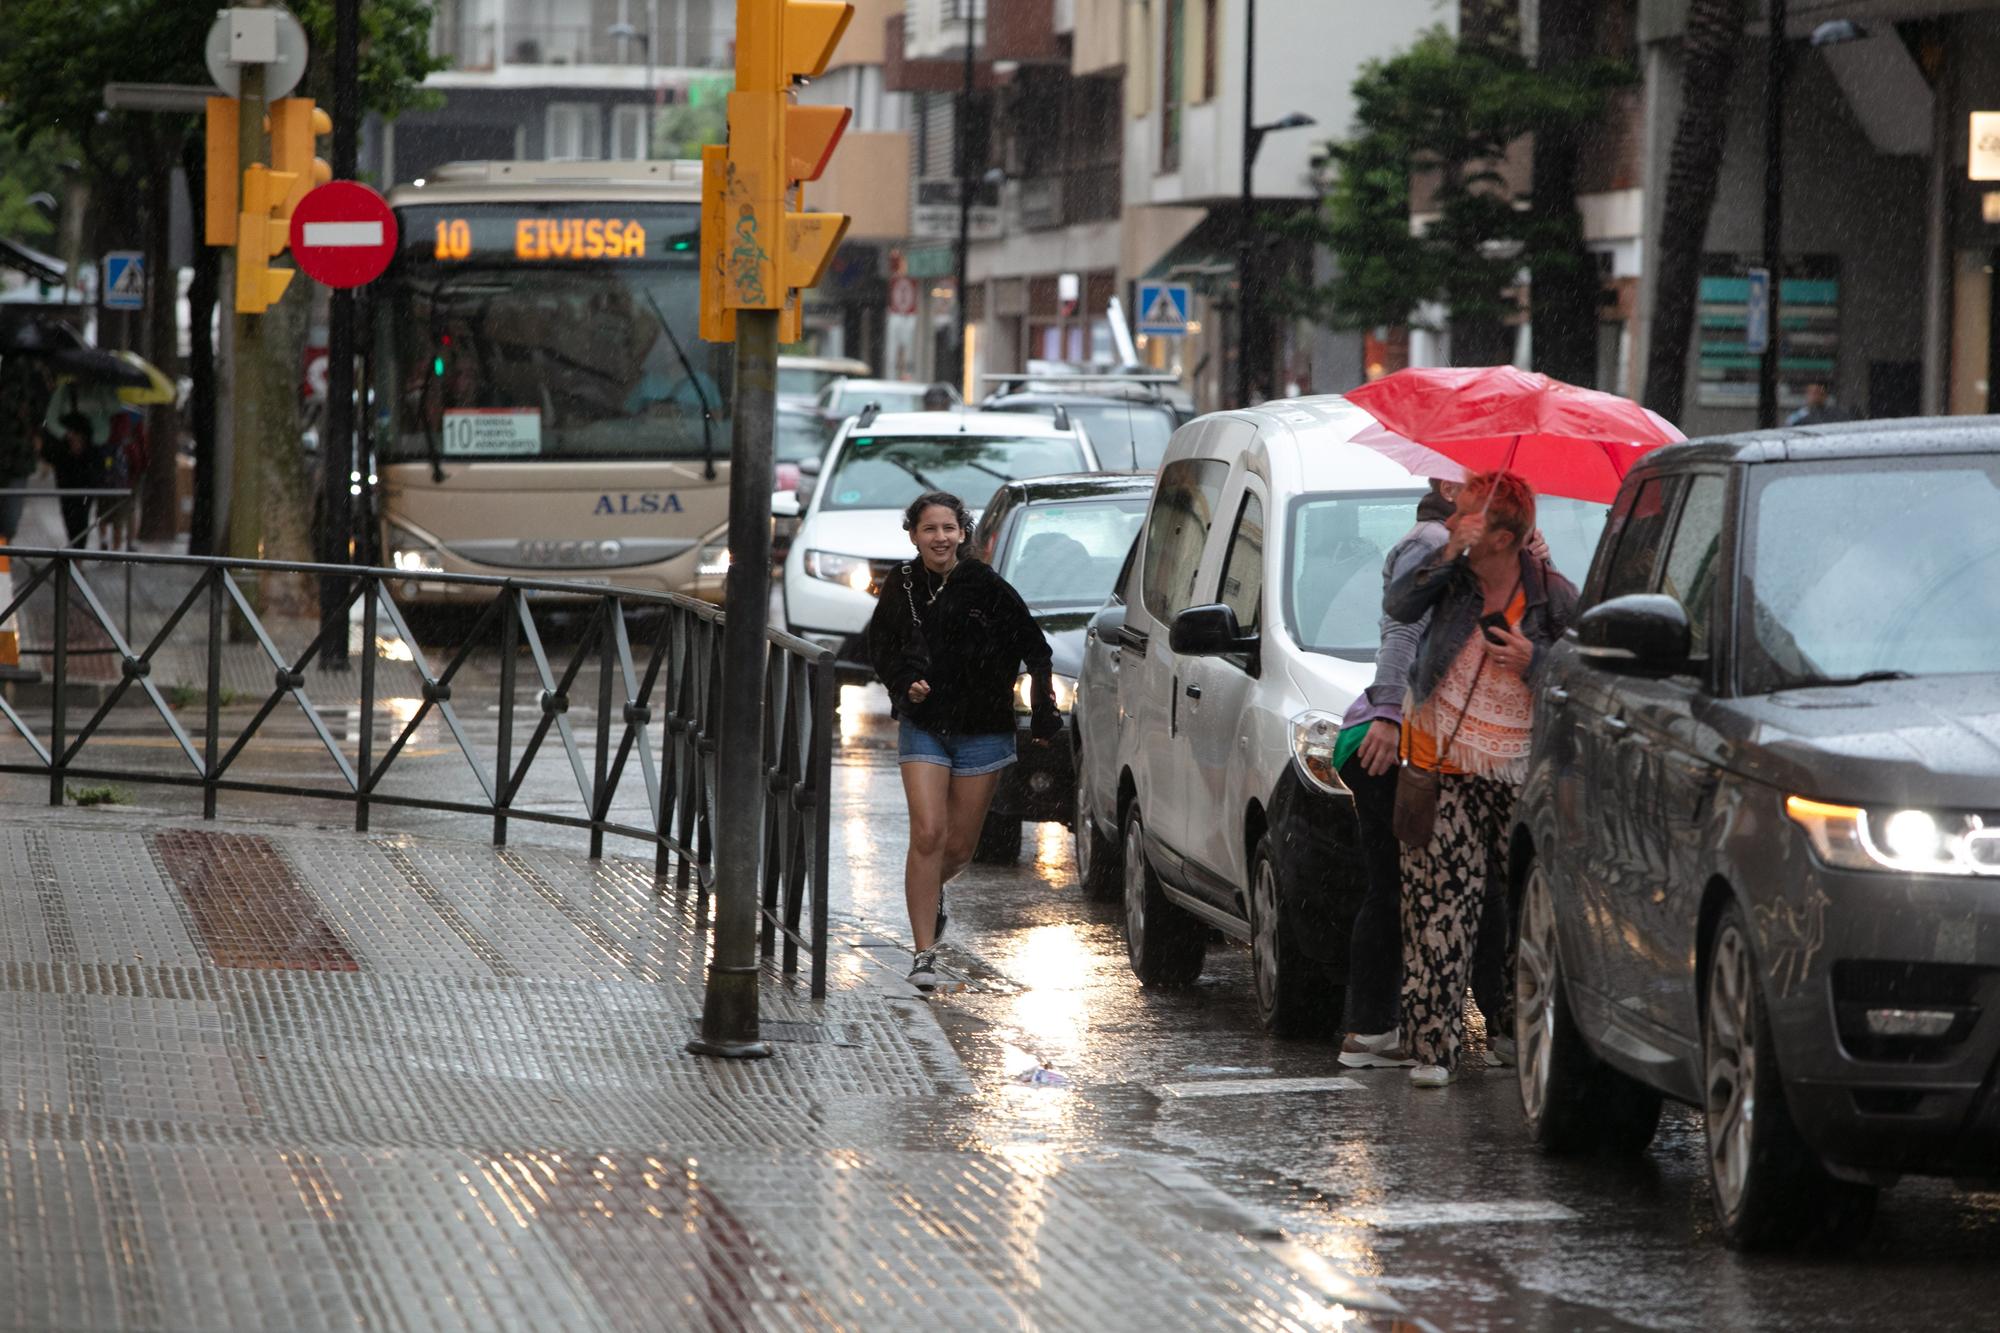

{"left": 1015, "top": 673, "right": 1078, "bottom": 713}
{"left": 803, "top": 549, "right": 874, "bottom": 594}
{"left": 695, "top": 538, "right": 730, "bottom": 577}
{"left": 388, "top": 525, "right": 443, "bottom": 574}
{"left": 1291, "top": 710, "right": 1351, "bottom": 797}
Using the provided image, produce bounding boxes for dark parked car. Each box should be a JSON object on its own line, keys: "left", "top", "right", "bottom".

{"left": 1510, "top": 419, "right": 2000, "bottom": 1251}
{"left": 967, "top": 472, "right": 1155, "bottom": 861}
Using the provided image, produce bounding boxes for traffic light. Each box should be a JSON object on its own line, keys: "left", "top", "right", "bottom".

{"left": 268, "top": 98, "right": 333, "bottom": 214}
{"left": 700, "top": 0, "right": 854, "bottom": 344}
{"left": 235, "top": 163, "right": 298, "bottom": 314}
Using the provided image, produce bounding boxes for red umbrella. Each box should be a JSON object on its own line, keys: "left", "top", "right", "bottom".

{"left": 1344, "top": 365, "right": 1684, "bottom": 504}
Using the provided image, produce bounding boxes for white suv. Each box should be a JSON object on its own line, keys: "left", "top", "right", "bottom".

{"left": 1072, "top": 398, "right": 1606, "bottom": 1035}
{"left": 777, "top": 409, "right": 1101, "bottom": 665}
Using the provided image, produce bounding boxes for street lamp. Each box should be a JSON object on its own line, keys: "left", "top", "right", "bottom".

{"left": 1759, "top": 4, "right": 1868, "bottom": 428}
{"left": 607, "top": 15, "right": 657, "bottom": 109}
{"left": 1233, "top": 0, "right": 1316, "bottom": 408}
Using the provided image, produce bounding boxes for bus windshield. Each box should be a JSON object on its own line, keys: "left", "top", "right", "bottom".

{"left": 373, "top": 202, "right": 731, "bottom": 464}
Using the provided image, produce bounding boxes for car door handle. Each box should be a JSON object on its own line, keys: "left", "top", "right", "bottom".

{"left": 1185, "top": 682, "right": 1202, "bottom": 700}
{"left": 1544, "top": 685, "right": 1569, "bottom": 704}
{"left": 1599, "top": 715, "right": 1629, "bottom": 735}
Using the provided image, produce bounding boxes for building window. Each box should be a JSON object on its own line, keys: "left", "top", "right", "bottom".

{"left": 611, "top": 104, "right": 649, "bottom": 160}
{"left": 546, "top": 104, "right": 601, "bottom": 161}
{"left": 1161, "top": 0, "right": 1184, "bottom": 171}
{"left": 1202, "top": 0, "right": 1219, "bottom": 103}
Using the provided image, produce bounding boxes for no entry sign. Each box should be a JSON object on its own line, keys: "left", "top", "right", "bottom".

{"left": 289, "top": 181, "right": 398, "bottom": 289}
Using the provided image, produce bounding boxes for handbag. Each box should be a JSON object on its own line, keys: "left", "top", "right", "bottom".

{"left": 1392, "top": 652, "right": 1490, "bottom": 848}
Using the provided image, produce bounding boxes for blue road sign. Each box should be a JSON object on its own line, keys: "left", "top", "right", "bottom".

{"left": 1743, "top": 266, "right": 1770, "bottom": 356}
{"left": 103, "top": 251, "right": 145, "bottom": 311}
{"left": 1136, "top": 280, "right": 1192, "bottom": 336}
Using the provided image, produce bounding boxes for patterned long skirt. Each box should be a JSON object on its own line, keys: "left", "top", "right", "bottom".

{"left": 1398, "top": 772, "right": 1517, "bottom": 1071}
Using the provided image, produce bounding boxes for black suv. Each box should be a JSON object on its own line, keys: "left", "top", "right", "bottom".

{"left": 1511, "top": 420, "right": 2000, "bottom": 1250}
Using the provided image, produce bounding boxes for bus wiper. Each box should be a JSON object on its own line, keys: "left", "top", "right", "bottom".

{"left": 642, "top": 288, "right": 717, "bottom": 481}
{"left": 1780, "top": 669, "right": 1916, "bottom": 689}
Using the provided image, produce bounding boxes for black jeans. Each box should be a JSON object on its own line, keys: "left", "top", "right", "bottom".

{"left": 1340, "top": 754, "right": 1512, "bottom": 1040}
{"left": 1338, "top": 754, "right": 1402, "bottom": 1034}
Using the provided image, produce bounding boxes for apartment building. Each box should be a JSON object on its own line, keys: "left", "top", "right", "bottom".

{"left": 364, "top": 0, "right": 737, "bottom": 186}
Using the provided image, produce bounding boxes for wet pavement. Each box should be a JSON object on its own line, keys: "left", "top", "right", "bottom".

{"left": 3, "top": 586, "right": 1999, "bottom": 1330}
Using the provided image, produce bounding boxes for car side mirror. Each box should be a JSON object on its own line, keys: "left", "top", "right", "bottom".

{"left": 771, "top": 490, "right": 802, "bottom": 519}
{"left": 798, "top": 456, "right": 822, "bottom": 477}
{"left": 1170, "top": 603, "right": 1258, "bottom": 657}
{"left": 1577, "top": 593, "right": 1690, "bottom": 672}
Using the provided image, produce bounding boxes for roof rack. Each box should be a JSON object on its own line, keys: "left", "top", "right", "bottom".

{"left": 978, "top": 372, "right": 1181, "bottom": 384}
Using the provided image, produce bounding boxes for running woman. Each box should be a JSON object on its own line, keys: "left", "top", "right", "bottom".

{"left": 865, "top": 490, "right": 1062, "bottom": 989}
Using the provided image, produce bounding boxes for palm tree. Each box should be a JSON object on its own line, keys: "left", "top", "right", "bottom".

{"left": 1642, "top": 0, "right": 1750, "bottom": 420}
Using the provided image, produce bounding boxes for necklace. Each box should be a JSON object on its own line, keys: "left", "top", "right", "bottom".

{"left": 902, "top": 558, "right": 958, "bottom": 628}
{"left": 926, "top": 559, "right": 957, "bottom": 606}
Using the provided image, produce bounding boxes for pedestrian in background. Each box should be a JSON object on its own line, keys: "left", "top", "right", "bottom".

{"left": 1383, "top": 471, "right": 1578, "bottom": 1087}
{"left": 865, "top": 489, "right": 1062, "bottom": 991}
{"left": 1334, "top": 479, "right": 1455, "bottom": 1069}
{"left": 48, "top": 412, "right": 99, "bottom": 546}
{"left": 920, "top": 383, "right": 955, "bottom": 412}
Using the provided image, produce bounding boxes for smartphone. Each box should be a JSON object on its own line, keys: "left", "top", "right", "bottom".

{"left": 1478, "top": 611, "right": 1511, "bottom": 644}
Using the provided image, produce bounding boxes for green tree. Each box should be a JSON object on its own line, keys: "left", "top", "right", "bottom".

{"left": 0, "top": 0, "right": 445, "bottom": 548}
{"left": 651, "top": 77, "right": 732, "bottom": 161}
{"left": 1288, "top": 24, "right": 1629, "bottom": 370}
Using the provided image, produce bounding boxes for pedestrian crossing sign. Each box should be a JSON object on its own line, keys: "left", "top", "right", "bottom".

{"left": 103, "top": 251, "right": 145, "bottom": 311}
{"left": 1136, "top": 280, "right": 1192, "bottom": 336}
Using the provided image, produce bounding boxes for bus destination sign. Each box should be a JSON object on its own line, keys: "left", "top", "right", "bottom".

{"left": 401, "top": 205, "right": 696, "bottom": 265}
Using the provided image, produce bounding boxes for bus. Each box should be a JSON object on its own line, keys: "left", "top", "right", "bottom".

{"left": 368, "top": 160, "right": 733, "bottom": 603}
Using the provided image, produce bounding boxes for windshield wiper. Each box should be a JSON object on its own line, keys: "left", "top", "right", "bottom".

{"left": 641, "top": 288, "right": 718, "bottom": 481}
{"left": 880, "top": 456, "right": 941, "bottom": 492}
{"left": 1779, "top": 669, "right": 1916, "bottom": 689}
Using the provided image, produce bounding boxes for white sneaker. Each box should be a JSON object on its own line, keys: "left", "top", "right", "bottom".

{"left": 908, "top": 948, "right": 940, "bottom": 991}
{"left": 1409, "top": 1063, "right": 1458, "bottom": 1089}
{"left": 1484, "top": 1034, "right": 1517, "bottom": 1068}
{"left": 1339, "top": 1032, "right": 1417, "bottom": 1069}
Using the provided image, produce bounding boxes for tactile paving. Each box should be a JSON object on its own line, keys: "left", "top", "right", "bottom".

{"left": 0, "top": 810, "right": 1396, "bottom": 1332}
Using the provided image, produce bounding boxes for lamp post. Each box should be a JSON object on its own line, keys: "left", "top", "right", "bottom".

{"left": 1760, "top": 9, "right": 1869, "bottom": 428}
{"left": 953, "top": 7, "right": 979, "bottom": 395}
{"left": 1234, "top": 0, "right": 1313, "bottom": 408}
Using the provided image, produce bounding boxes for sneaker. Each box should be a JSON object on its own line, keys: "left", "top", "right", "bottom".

{"left": 1409, "top": 1063, "right": 1458, "bottom": 1089}
{"left": 907, "top": 948, "right": 940, "bottom": 991}
{"left": 1338, "top": 1032, "right": 1417, "bottom": 1069}
{"left": 1484, "top": 1034, "right": 1517, "bottom": 1068}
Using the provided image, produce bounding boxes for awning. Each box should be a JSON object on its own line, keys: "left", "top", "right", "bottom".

{"left": 0, "top": 235, "right": 68, "bottom": 285}
{"left": 1140, "top": 211, "right": 1239, "bottom": 296}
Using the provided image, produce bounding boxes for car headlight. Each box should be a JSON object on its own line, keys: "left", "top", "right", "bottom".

{"left": 1291, "top": 710, "right": 1351, "bottom": 797}
{"left": 1015, "top": 672, "right": 1078, "bottom": 713}
{"left": 803, "top": 549, "right": 875, "bottom": 594}
{"left": 388, "top": 524, "right": 443, "bottom": 574}
{"left": 1785, "top": 796, "right": 1998, "bottom": 875}
{"left": 695, "top": 536, "right": 730, "bottom": 577}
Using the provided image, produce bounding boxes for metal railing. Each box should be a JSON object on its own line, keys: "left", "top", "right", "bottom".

{"left": 0, "top": 548, "right": 837, "bottom": 996}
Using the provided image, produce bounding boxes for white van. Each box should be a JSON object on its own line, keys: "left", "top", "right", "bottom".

{"left": 777, "top": 408, "right": 1100, "bottom": 665}
{"left": 1071, "top": 397, "right": 1605, "bottom": 1035}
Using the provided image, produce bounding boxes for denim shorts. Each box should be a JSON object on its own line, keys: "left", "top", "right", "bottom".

{"left": 897, "top": 719, "right": 1017, "bottom": 776}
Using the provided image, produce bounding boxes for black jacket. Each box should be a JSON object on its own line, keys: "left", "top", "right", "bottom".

{"left": 1384, "top": 545, "right": 1580, "bottom": 709}
{"left": 865, "top": 557, "right": 1058, "bottom": 738}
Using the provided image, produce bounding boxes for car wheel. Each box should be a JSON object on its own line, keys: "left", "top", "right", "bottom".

{"left": 1249, "top": 835, "right": 1340, "bottom": 1037}
{"left": 1073, "top": 779, "right": 1121, "bottom": 901}
{"left": 973, "top": 810, "right": 1023, "bottom": 863}
{"left": 1122, "top": 806, "right": 1204, "bottom": 986}
{"left": 1515, "top": 854, "right": 1662, "bottom": 1156}
{"left": 1703, "top": 903, "right": 1876, "bottom": 1251}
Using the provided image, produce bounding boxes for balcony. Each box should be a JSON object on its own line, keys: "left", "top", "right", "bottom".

{"left": 884, "top": 13, "right": 999, "bottom": 93}
{"left": 988, "top": 0, "right": 1063, "bottom": 63}
{"left": 436, "top": 22, "right": 734, "bottom": 72}
{"left": 1017, "top": 163, "right": 1120, "bottom": 231}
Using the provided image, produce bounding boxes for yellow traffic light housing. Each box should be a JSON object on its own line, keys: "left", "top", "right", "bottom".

{"left": 205, "top": 98, "right": 239, "bottom": 246}
{"left": 700, "top": 0, "right": 854, "bottom": 345}
{"left": 235, "top": 163, "right": 298, "bottom": 314}
{"left": 269, "top": 98, "right": 333, "bottom": 214}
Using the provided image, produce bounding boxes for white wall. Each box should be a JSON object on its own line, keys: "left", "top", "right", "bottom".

{"left": 1125, "top": 0, "right": 1439, "bottom": 208}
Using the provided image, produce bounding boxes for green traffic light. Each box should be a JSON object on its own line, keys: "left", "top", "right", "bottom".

{"left": 433, "top": 356, "right": 445, "bottom": 376}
